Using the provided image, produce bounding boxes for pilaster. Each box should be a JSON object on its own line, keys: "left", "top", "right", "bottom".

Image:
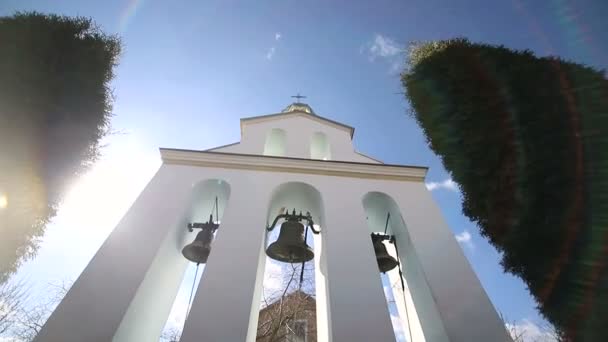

{"left": 179, "top": 180, "right": 272, "bottom": 341}
{"left": 321, "top": 188, "right": 396, "bottom": 342}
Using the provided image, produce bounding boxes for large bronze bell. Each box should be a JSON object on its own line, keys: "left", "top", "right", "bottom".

{"left": 182, "top": 228, "right": 214, "bottom": 264}
{"left": 371, "top": 234, "right": 398, "bottom": 273}
{"left": 266, "top": 218, "right": 314, "bottom": 263}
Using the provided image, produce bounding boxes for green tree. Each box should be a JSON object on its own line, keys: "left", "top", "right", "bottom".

{"left": 0, "top": 12, "right": 121, "bottom": 283}
{"left": 401, "top": 38, "right": 607, "bottom": 340}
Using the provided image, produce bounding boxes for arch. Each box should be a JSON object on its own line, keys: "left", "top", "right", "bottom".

{"left": 113, "top": 178, "right": 231, "bottom": 342}
{"left": 156, "top": 179, "right": 231, "bottom": 340}
{"left": 188, "top": 179, "right": 231, "bottom": 226}
{"left": 310, "top": 131, "right": 331, "bottom": 160}
{"left": 179, "top": 178, "right": 231, "bottom": 254}
{"left": 362, "top": 191, "right": 447, "bottom": 342}
{"left": 264, "top": 128, "right": 287, "bottom": 157}
{"left": 266, "top": 182, "right": 325, "bottom": 226}
{"left": 250, "top": 182, "right": 330, "bottom": 342}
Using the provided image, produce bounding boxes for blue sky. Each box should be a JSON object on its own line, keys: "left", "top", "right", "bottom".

{"left": 2, "top": 0, "right": 606, "bottom": 340}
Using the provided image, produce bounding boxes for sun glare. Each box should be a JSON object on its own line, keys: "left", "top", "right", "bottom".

{"left": 59, "top": 153, "right": 159, "bottom": 231}
{"left": 0, "top": 193, "right": 8, "bottom": 209}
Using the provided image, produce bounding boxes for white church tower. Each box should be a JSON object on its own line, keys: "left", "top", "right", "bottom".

{"left": 35, "top": 101, "right": 511, "bottom": 342}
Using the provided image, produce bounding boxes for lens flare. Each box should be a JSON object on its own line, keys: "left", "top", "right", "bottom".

{"left": 118, "top": 0, "right": 145, "bottom": 33}
{"left": 0, "top": 194, "right": 7, "bottom": 209}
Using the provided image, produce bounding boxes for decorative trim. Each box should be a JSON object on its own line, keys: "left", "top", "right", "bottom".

{"left": 204, "top": 141, "right": 240, "bottom": 152}
{"left": 160, "top": 148, "right": 427, "bottom": 182}
{"left": 354, "top": 150, "right": 384, "bottom": 164}
{"left": 240, "top": 111, "right": 355, "bottom": 139}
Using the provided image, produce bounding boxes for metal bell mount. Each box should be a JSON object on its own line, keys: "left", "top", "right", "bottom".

{"left": 182, "top": 215, "right": 219, "bottom": 264}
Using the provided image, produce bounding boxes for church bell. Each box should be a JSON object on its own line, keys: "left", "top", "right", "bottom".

{"left": 182, "top": 227, "right": 215, "bottom": 264}
{"left": 371, "top": 233, "right": 398, "bottom": 273}
{"left": 266, "top": 218, "right": 314, "bottom": 263}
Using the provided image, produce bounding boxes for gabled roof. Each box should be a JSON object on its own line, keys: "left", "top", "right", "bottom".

{"left": 240, "top": 110, "right": 355, "bottom": 139}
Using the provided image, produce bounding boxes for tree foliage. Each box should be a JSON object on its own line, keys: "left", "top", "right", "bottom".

{"left": 402, "top": 38, "right": 607, "bottom": 340}
{"left": 0, "top": 12, "right": 120, "bottom": 283}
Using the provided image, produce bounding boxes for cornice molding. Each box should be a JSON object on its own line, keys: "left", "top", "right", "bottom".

{"left": 160, "top": 148, "right": 427, "bottom": 182}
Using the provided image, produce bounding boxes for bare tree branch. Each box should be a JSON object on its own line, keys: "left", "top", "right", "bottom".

{"left": 256, "top": 262, "right": 316, "bottom": 342}
{"left": 0, "top": 280, "right": 25, "bottom": 335}
{"left": 0, "top": 280, "right": 71, "bottom": 341}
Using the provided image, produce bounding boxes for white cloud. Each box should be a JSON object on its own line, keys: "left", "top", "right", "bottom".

{"left": 266, "top": 47, "right": 276, "bottom": 60}
{"left": 361, "top": 34, "right": 405, "bottom": 74}
{"left": 425, "top": 178, "right": 458, "bottom": 191}
{"left": 506, "top": 320, "right": 558, "bottom": 342}
{"left": 455, "top": 230, "right": 474, "bottom": 250}
{"left": 390, "top": 312, "right": 407, "bottom": 342}
{"left": 165, "top": 294, "right": 188, "bottom": 329}
{"left": 263, "top": 260, "right": 284, "bottom": 291}
{"left": 366, "top": 34, "right": 401, "bottom": 60}
{"left": 266, "top": 33, "right": 282, "bottom": 60}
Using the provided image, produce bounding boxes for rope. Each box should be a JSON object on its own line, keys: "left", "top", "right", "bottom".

{"left": 299, "top": 225, "right": 309, "bottom": 289}
{"left": 394, "top": 239, "right": 414, "bottom": 342}
{"left": 384, "top": 212, "right": 391, "bottom": 235}
{"left": 209, "top": 196, "right": 218, "bottom": 222}
{"left": 215, "top": 196, "right": 219, "bottom": 223}
{"left": 185, "top": 263, "right": 200, "bottom": 319}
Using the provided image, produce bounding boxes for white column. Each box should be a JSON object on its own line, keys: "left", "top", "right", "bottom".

{"left": 112, "top": 214, "right": 190, "bottom": 341}
{"left": 179, "top": 181, "right": 272, "bottom": 342}
{"left": 391, "top": 215, "right": 449, "bottom": 342}
{"left": 393, "top": 183, "right": 511, "bottom": 342}
{"left": 322, "top": 189, "right": 396, "bottom": 342}
{"left": 35, "top": 164, "right": 194, "bottom": 342}
{"left": 385, "top": 243, "right": 425, "bottom": 342}
{"left": 314, "top": 233, "right": 332, "bottom": 342}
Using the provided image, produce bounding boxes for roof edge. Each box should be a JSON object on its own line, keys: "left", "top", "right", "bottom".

{"left": 204, "top": 141, "right": 240, "bottom": 152}
{"left": 240, "top": 111, "right": 355, "bottom": 139}
{"left": 354, "top": 151, "right": 384, "bottom": 164}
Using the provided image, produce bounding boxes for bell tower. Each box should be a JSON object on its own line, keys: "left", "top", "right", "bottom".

{"left": 35, "top": 102, "right": 512, "bottom": 342}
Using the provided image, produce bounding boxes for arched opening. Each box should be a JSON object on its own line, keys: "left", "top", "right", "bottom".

{"left": 362, "top": 192, "right": 427, "bottom": 342}
{"left": 157, "top": 179, "right": 231, "bottom": 341}
{"left": 264, "top": 128, "right": 287, "bottom": 157}
{"left": 113, "top": 179, "right": 231, "bottom": 342}
{"left": 252, "top": 182, "right": 329, "bottom": 342}
{"left": 310, "top": 132, "right": 331, "bottom": 160}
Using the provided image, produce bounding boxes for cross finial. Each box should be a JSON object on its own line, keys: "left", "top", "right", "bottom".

{"left": 291, "top": 93, "right": 307, "bottom": 102}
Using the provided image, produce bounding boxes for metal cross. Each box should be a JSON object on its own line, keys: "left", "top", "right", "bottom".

{"left": 291, "top": 93, "right": 307, "bottom": 102}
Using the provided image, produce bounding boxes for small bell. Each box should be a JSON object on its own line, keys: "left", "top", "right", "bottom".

{"left": 266, "top": 218, "right": 314, "bottom": 263}
{"left": 371, "top": 234, "right": 398, "bottom": 273}
{"left": 182, "top": 228, "right": 215, "bottom": 264}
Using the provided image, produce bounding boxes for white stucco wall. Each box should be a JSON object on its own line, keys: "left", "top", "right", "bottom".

{"left": 210, "top": 112, "right": 380, "bottom": 164}
{"left": 37, "top": 160, "right": 511, "bottom": 342}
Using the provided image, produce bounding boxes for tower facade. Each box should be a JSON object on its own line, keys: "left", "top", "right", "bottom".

{"left": 35, "top": 103, "right": 511, "bottom": 342}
